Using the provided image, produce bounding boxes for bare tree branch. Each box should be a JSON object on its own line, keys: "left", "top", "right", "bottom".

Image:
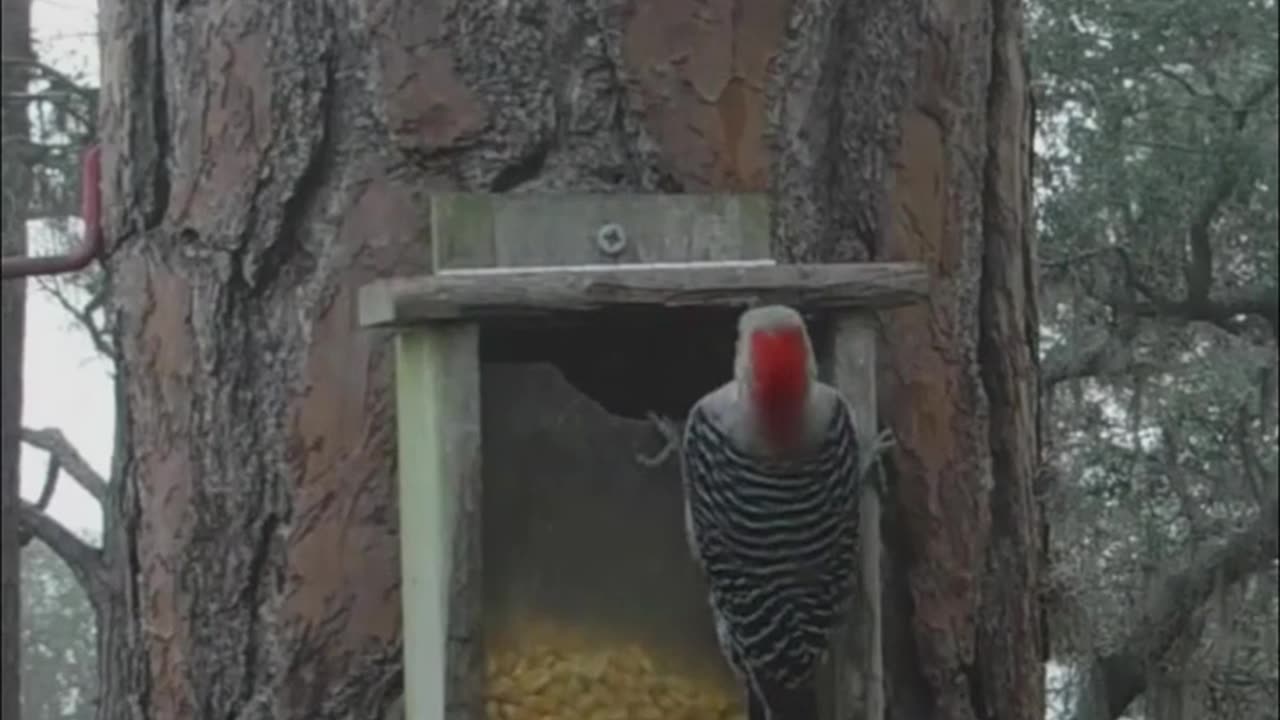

{"left": 18, "top": 439, "right": 64, "bottom": 548}
{"left": 1071, "top": 491, "right": 1280, "bottom": 720}
{"left": 1181, "top": 70, "right": 1277, "bottom": 307}
{"left": 15, "top": 501, "right": 112, "bottom": 611}
{"left": 1, "top": 135, "right": 78, "bottom": 154}
{"left": 36, "top": 277, "right": 116, "bottom": 360}
{"left": 1152, "top": 64, "right": 1217, "bottom": 103}
{"left": 20, "top": 427, "right": 107, "bottom": 503}
{"left": 1049, "top": 246, "right": 1280, "bottom": 336}
{"left": 0, "top": 56, "right": 95, "bottom": 99}
{"left": 1124, "top": 284, "right": 1280, "bottom": 336}
{"left": 1184, "top": 160, "right": 1239, "bottom": 304}
{"left": 1, "top": 91, "right": 92, "bottom": 127}
{"left": 2, "top": 90, "right": 88, "bottom": 104}
{"left": 33, "top": 452, "right": 59, "bottom": 511}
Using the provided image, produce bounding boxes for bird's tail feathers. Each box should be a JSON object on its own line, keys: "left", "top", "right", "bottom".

{"left": 746, "top": 675, "right": 819, "bottom": 720}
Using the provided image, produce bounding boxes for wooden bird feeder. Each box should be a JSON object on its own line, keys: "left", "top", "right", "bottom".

{"left": 357, "top": 194, "right": 928, "bottom": 720}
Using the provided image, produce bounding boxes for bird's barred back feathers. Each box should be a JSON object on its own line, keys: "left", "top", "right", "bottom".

{"left": 681, "top": 396, "right": 861, "bottom": 691}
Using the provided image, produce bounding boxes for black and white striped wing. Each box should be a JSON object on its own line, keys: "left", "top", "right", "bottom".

{"left": 679, "top": 400, "right": 861, "bottom": 688}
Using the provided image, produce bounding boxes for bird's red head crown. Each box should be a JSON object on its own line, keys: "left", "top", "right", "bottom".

{"left": 738, "top": 306, "right": 812, "bottom": 447}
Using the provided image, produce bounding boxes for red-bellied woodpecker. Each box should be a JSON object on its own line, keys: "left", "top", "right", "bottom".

{"left": 639, "top": 305, "right": 887, "bottom": 720}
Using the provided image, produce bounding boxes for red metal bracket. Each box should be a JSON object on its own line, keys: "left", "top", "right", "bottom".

{"left": 1, "top": 144, "right": 104, "bottom": 279}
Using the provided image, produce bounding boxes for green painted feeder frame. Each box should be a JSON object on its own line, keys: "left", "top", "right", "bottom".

{"left": 356, "top": 194, "right": 928, "bottom": 720}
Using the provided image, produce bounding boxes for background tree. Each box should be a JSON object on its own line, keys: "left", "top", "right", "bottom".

{"left": 21, "top": 540, "right": 98, "bottom": 720}
{"left": 1030, "top": 0, "right": 1279, "bottom": 716}
{"left": 3, "top": 0, "right": 37, "bottom": 713}
{"left": 91, "top": 0, "right": 1041, "bottom": 718}
{"left": 3, "top": 4, "right": 108, "bottom": 719}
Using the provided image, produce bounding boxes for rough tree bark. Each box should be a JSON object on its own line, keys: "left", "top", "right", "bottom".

{"left": 95, "top": 0, "right": 1041, "bottom": 718}
{"left": 772, "top": 0, "right": 1043, "bottom": 716}
{"left": 1, "top": 0, "right": 34, "bottom": 716}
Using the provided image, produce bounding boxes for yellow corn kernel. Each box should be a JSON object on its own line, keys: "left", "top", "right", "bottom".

{"left": 484, "top": 617, "right": 740, "bottom": 720}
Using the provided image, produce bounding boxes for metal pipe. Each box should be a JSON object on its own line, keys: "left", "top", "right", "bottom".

{"left": 1, "top": 144, "right": 104, "bottom": 279}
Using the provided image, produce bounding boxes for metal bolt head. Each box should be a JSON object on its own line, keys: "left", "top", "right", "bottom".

{"left": 595, "top": 222, "right": 627, "bottom": 256}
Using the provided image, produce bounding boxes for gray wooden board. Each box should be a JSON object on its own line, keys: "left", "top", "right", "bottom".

{"left": 359, "top": 261, "right": 928, "bottom": 327}
{"left": 432, "top": 193, "right": 771, "bottom": 269}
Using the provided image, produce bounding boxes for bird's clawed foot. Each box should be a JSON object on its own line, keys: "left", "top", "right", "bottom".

{"left": 870, "top": 426, "right": 896, "bottom": 457}
{"left": 636, "top": 412, "right": 682, "bottom": 468}
{"left": 860, "top": 427, "right": 896, "bottom": 493}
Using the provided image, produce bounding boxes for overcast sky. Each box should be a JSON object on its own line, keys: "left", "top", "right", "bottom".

{"left": 19, "top": 0, "right": 105, "bottom": 543}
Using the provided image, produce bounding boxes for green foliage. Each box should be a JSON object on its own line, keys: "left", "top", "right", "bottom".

{"left": 1032, "top": 0, "right": 1278, "bottom": 716}
{"left": 1035, "top": 0, "right": 1278, "bottom": 294}
{"left": 21, "top": 542, "right": 97, "bottom": 720}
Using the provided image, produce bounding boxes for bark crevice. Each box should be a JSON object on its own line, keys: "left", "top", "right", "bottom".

{"left": 144, "top": 0, "right": 170, "bottom": 233}
{"left": 974, "top": 0, "right": 1045, "bottom": 715}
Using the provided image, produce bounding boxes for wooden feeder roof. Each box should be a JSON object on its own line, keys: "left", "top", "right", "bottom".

{"left": 357, "top": 260, "right": 929, "bottom": 328}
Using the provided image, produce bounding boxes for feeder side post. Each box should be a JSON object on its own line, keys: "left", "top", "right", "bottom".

{"left": 829, "top": 312, "right": 884, "bottom": 720}
{"left": 396, "top": 324, "right": 483, "bottom": 720}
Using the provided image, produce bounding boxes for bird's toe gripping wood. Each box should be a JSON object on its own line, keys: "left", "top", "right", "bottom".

{"left": 860, "top": 427, "right": 895, "bottom": 495}
{"left": 636, "top": 412, "right": 683, "bottom": 468}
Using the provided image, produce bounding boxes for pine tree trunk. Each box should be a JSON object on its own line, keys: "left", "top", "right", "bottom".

{"left": 1, "top": 1, "right": 34, "bottom": 716}
{"left": 97, "top": 0, "right": 1042, "bottom": 718}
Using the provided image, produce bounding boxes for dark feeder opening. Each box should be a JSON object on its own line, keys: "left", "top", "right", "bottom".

{"left": 473, "top": 306, "right": 835, "bottom": 701}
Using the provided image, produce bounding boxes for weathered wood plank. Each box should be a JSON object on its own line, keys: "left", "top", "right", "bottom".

{"left": 359, "top": 262, "right": 928, "bottom": 327}
{"left": 438, "top": 259, "right": 777, "bottom": 276}
{"left": 396, "top": 326, "right": 482, "bottom": 720}
{"left": 432, "top": 194, "right": 497, "bottom": 269}
{"left": 431, "top": 192, "right": 770, "bottom": 270}
{"left": 829, "top": 314, "right": 884, "bottom": 720}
